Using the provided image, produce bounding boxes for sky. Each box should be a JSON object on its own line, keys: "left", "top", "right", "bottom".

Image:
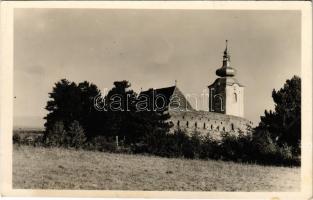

{"left": 14, "top": 8, "right": 301, "bottom": 128}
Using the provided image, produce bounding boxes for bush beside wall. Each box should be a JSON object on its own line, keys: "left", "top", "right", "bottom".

{"left": 13, "top": 123, "right": 300, "bottom": 167}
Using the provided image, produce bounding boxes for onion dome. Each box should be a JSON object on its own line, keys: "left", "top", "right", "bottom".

{"left": 216, "top": 40, "right": 236, "bottom": 77}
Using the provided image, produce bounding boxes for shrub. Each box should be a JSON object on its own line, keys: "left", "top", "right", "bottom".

{"left": 220, "top": 132, "right": 238, "bottom": 161}
{"left": 67, "top": 121, "right": 87, "bottom": 149}
{"left": 251, "top": 129, "right": 280, "bottom": 164}
{"left": 200, "top": 134, "right": 222, "bottom": 160}
{"left": 85, "top": 136, "right": 117, "bottom": 152}
{"left": 43, "top": 121, "right": 67, "bottom": 147}
{"left": 168, "top": 128, "right": 192, "bottom": 158}
{"left": 131, "top": 141, "right": 149, "bottom": 154}
{"left": 279, "top": 143, "right": 293, "bottom": 160}
{"left": 136, "top": 128, "right": 191, "bottom": 158}
{"left": 33, "top": 135, "right": 44, "bottom": 147}
{"left": 13, "top": 133, "right": 21, "bottom": 144}
{"left": 187, "top": 131, "right": 202, "bottom": 159}
{"left": 43, "top": 120, "right": 87, "bottom": 149}
{"left": 38, "top": 118, "right": 299, "bottom": 167}
{"left": 274, "top": 143, "right": 300, "bottom": 166}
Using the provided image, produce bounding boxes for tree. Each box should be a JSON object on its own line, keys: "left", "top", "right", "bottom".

{"left": 44, "top": 79, "right": 173, "bottom": 145}
{"left": 44, "top": 79, "right": 103, "bottom": 138}
{"left": 77, "top": 81, "right": 103, "bottom": 138}
{"left": 133, "top": 87, "right": 173, "bottom": 144}
{"left": 256, "top": 76, "right": 301, "bottom": 155}
{"left": 104, "top": 80, "right": 138, "bottom": 142}
{"left": 135, "top": 109, "right": 173, "bottom": 143}
{"left": 44, "top": 79, "right": 81, "bottom": 132}
{"left": 104, "top": 80, "right": 173, "bottom": 144}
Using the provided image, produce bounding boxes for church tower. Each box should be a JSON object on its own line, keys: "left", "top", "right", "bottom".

{"left": 208, "top": 40, "right": 244, "bottom": 117}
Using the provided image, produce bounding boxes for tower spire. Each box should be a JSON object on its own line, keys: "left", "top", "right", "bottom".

{"left": 216, "top": 40, "right": 236, "bottom": 77}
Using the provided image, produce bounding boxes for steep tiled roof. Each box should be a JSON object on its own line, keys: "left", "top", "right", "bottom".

{"left": 138, "top": 86, "right": 193, "bottom": 112}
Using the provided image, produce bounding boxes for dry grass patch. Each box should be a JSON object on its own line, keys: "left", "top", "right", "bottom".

{"left": 13, "top": 145, "right": 300, "bottom": 191}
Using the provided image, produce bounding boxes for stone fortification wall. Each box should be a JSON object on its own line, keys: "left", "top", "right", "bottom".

{"left": 169, "top": 110, "right": 253, "bottom": 140}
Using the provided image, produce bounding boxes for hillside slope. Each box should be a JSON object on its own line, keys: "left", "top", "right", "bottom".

{"left": 13, "top": 145, "right": 300, "bottom": 191}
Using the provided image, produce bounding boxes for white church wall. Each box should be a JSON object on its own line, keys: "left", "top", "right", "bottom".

{"left": 225, "top": 84, "right": 244, "bottom": 117}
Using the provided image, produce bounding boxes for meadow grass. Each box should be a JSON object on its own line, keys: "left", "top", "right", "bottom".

{"left": 13, "top": 145, "right": 300, "bottom": 191}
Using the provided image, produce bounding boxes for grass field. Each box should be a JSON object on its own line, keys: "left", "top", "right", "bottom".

{"left": 13, "top": 145, "right": 300, "bottom": 191}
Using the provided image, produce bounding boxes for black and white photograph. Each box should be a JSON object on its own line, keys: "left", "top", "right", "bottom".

{"left": 0, "top": 1, "right": 312, "bottom": 199}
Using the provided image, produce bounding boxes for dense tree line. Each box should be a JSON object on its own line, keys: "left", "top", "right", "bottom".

{"left": 13, "top": 76, "right": 301, "bottom": 166}
{"left": 43, "top": 79, "right": 172, "bottom": 146}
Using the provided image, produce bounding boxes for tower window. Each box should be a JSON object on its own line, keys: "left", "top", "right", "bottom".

{"left": 211, "top": 125, "right": 213, "bottom": 130}
{"left": 186, "top": 121, "right": 189, "bottom": 128}
{"left": 213, "top": 95, "right": 224, "bottom": 112}
{"left": 233, "top": 93, "right": 238, "bottom": 103}
{"left": 177, "top": 120, "right": 180, "bottom": 127}
{"left": 231, "top": 123, "right": 234, "bottom": 131}
{"left": 223, "top": 127, "right": 225, "bottom": 131}
{"left": 203, "top": 123, "right": 206, "bottom": 129}
{"left": 195, "top": 122, "right": 197, "bottom": 128}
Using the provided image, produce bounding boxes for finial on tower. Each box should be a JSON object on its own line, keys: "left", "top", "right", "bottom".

{"left": 225, "top": 40, "right": 228, "bottom": 51}
{"left": 224, "top": 40, "right": 230, "bottom": 57}
{"left": 223, "top": 40, "right": 230, "bottom": 65}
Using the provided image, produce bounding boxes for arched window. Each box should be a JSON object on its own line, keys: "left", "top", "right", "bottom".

{"left": 186, "top": 121, "right": 189, "bottom": 128}
{"left": 233, "top": 93, "right": 237, "bottom": 103}
{"left": 211, "top": 125, "right": 213, "bottom": 130}
{"left": 217, "top": 126, "right": 219, "bottom": 131}
{"left": 203, "top": 123, "right": 206, "bottom": 129}
{"left": 231, "top": 123, "right": 234, "bottom": 131}
{"left": 213, "top": 94, "right": 224, "bottom": 111}
{"left": 223, "top": 127, "right": 225, "bottom": 131}
{"left": 195, "top": 122, "right": 197, "bottom": 128}
{"left": 177, "top": 120, "right": 180, "bottom": 127}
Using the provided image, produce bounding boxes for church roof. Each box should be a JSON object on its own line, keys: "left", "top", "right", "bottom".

{"left": 138, "top": 86, "right": 175, "bottom": 111}
{"left": 139, "top": 86, "right": 176, "bottom": 102}
{"left": 138, "top": 85, "right": 194, "bottom": 111}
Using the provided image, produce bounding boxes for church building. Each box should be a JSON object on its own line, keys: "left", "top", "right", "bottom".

{"left": 139, "top": 41, "right": 251, "bottom": 139}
